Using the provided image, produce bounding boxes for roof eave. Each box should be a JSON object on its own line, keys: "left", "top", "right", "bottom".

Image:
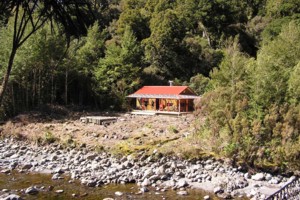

{"left": 127, "top": 94, "right": 200, "bottom": 99}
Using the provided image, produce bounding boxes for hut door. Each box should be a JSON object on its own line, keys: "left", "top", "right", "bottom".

{"left": 156, "top": 99, "right": 159, "bottom": 110}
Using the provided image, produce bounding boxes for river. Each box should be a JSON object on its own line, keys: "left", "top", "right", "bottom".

{"left": 0, "top": 171, "right": 231, "bottom": 200}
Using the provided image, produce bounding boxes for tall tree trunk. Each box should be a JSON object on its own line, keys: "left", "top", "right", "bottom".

{"left": 51, "top": 73, "right": 54, "bottom": 105}
{"left": 0, "top": 48, "right": 17, "bottom": 106}
{"left": 26, "top": 82, "right": 29, "bottom": 110}
{"left": 199, "top": 22, "right": 212, "bottom": 47}
{"left": 11, "top": 84, "right": 15, "bottom": 115}
{"left": 65, "top": 69, "right": 68, "bottom": 105}
{"left": 33, "top": 71, "right": 36, "bottom": 107}
{"left": 38, "top": 70, "right": 42, "bottom": 106}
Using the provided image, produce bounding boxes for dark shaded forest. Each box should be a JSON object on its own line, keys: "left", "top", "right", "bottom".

{"left": 1, "top": 0, "right": 300, "bottom": 170}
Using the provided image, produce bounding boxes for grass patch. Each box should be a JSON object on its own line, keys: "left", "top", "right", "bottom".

{"left": 44, "top": 131, "right": 57, "bottom": 144}
{"left": 33, "top": 131, "right": 59, "bottom": 145}
{"left": 168, "top": 125, "right": 179, "bottom": 133}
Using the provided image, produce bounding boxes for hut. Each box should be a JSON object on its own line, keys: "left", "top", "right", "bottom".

{"left": 127, "top": 86, "right": 199, "bottom": 114}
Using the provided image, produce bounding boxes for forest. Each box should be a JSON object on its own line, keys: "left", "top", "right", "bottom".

{"left": 0, "top": 0, "right": 300, "bottom": 170}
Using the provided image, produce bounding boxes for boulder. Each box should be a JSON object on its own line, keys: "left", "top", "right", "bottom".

{"left": 176, "top": 179, "right": 189, "bottom": 188}
{"left": 22, "top": 163, "right": 33, "bottom": 170}
{"left": 213, "top": 186, "right": 223, "bottom": 194}
{"left": 141, "top": 178, "right": 151, "bottom": 187}
{"left": 3, "top": 194, "right": 23, "bottom": 200}
{"left": 51, "top": 173, "right": 61, "bottom": 180}
{"left": 25, "top": 186, "right": 39, "bottom": 195}
{"left": 251, "top": 173, "right": 265, "bottom": 181}
{"left": 140, "top": 187, "right": 149, "bottom": 193}
{"left": 217, "top": 192, "right": 232, "bottom": 199}
{"left": 81, "top": 178, "right": 97, "bottom": 187}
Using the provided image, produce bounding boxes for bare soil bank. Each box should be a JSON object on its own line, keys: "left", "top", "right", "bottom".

{"left": 0, "top": 109, "right": 199, "bottom": 159}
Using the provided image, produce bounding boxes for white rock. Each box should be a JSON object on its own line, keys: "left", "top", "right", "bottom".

{"left": 251, "top": 173, "right": 265, "bottom": 181}
{"left": 268, "top": 178, "right": 279, "bottom": 184}
{"left": 3, "top": 194, "right": 22, "bottom": 200}
{"left": 141, "top": 178, "right": 151, "bottom": 187}
{"left": 204, "top": 164, "right": 214, "bottom": 170}
{"left": 115, "top": 191, "right": 123, "bottom": 196}
{"left": 51, "top": 173, "right": 61, "bottom": 180}
{"left": 25, "top": 186, "right": 38, "bottom": 195}
{"left": 265, "top": 173, "right": 272, "bottom": 181}
{"left": 177, "top": 190, "right": 188, "bottom": 195}
{"left": 213, "top": 186, "right": 223, "bottom": 194}
{"left": 177, "top": 179, "right": 188, "bottom": 188}
{"left": 155, "top": 166, "right": 165, "bottom": 175}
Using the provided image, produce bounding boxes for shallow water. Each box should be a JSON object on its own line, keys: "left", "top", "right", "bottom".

{"left": 0, "top": 171, "right": 226, "bottom": 200}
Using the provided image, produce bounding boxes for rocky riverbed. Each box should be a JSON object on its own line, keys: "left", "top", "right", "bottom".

{"left": 0, "top": 138, "right": 293, "bottom": 200}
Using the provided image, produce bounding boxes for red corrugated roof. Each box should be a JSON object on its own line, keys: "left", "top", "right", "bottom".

{"left": 133, "top": 86, "right": 192, "bottom": 95}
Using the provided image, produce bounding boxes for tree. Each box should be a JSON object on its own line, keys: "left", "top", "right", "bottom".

{"left": 0, "top": 0, "right": 94, "bottom": 106}
{"left": 74, "top": 22, "right": 106, "bottom": 106}
{"left": 143, "top": 9, "right": 186, "bottom": 80}
{"left": 95, "top": 26, "right": 142, "bottom": 109}
{"left": 251, "top": 21, "right": 300, "bottom": 109}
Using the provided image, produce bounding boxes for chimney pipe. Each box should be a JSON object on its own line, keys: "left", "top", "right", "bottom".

{"left": 168, "top": 80, "right": 173, "bottom": 86}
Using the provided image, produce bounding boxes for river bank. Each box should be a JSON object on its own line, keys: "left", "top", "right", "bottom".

{"left": 0, "top": 138, "right": 291, "bottom": 200}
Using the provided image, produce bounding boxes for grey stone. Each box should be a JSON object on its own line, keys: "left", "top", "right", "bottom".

{"left": 204, "top": 195, "right": 210, "bottom": 200}
{"left": 143, "top": 169, "right": 153, "bottom": 179}
{"left": 10, "top": 162, "right": 18, "bottom": 169}
{"left": 115, "top": 191, "right": 123, "bottom": 196}
{"left": 123, "top": 161, "right": 133, "bottom": 168}
{"left": 204, "top": 164, "right": 214, "bottom": 170}
{"left": 217, "top": 192, "right": 232, "bottom": 199}
{"left": 4, "top": 194, "right": 23, "bottom": 200}
{"left": 54, "top": 168, "right": 64, "bottom": 174}
{"left": 86, "top": 153, "right": 97, "bottom": 160}
{"left": 25, "top": 186, "right": 39, "bottom": 195}
{"left": 51, "top": 155, "right": 58, "bottom": 161}
{"left": 149, "top": 175, "right": 160, "bottom": 181}
{"left": 81, "top": 178, "right": 97, "bottom": 187}
{"left": 248, "top": 189, "right": 258, "bottom": 197}
{"left": 177, "top": 190, "right": 188, "bottom": 195}
{"left": 251, "top": 173, "right": 265, "bottom": 181}
{"left": 51, "top": 173, "right": 61, "bottom": 180}
{"left": 4, "top": 152, "right": 14, "bottom": 157}
{"left": 205, "top": 159, "right": 213, "bottom": 164}
{"left": 265, "top": 173, "right": 272, "bottom": 181}
{"left": 268, "top": 178, "right": 279, "bottom": 184}
{"left": 155, "top": 166, "right": 165, "bottom": 175}
{"left": 1, "top": 169, "right": 11, "bottom": 174}
{"left": 141, "top": 178, "right": 151, "bottom": 187}
{"left": 140, "top": 187, "right": 149, "bottom": 193}
{"left": 235, "top": 177, "right": 248, "bottom": 188}
{"left": 213, "top": 186, "right": 223, "bottom": 194}
{"left": 177, "top": 179, "right": 188, "bottom": 188}
{"left": 22, "top": 163, "right": 33, "bottom": 170}
{"left": 244, "top": 172, "right": 251, "bottom": 179}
